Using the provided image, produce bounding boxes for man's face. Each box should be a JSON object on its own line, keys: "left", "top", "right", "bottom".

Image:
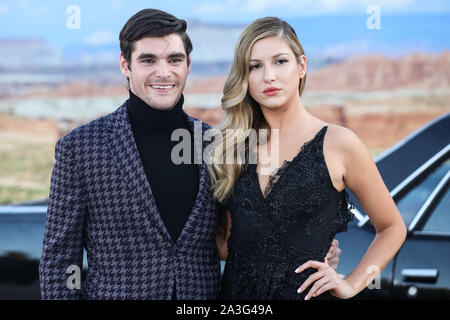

{"left": 120, "top": 34, "right": 191, "bottom": 110}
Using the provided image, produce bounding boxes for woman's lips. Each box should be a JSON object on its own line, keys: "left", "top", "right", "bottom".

{"left": 263, "top": 88, "right": 280, "bottom": 96}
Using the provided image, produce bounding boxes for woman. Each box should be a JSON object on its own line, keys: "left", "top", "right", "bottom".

{"left": 207, "top": 17, "right": 406, "bottom": 300}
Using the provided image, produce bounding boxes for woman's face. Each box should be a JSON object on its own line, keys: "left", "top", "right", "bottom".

{"left": 247, "top": 36, "right": 306, "bottom": 110}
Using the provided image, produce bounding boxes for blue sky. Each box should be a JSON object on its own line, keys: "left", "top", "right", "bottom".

{"left": 1, "top": 1, "right": 449, "bottom": 43}
{"left": 0, "top": 0, "right": 449, "bottom": 59}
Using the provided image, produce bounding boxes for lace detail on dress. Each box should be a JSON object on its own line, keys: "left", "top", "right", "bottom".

{"left": 259, "top": 126, "right": 327, "bottom": 199}
{"left": 331, "top": 190, "right": 355, "bottom": 238}
{"left": 262, "top": 161, "right": 287, "bottom": 198}
{"left": 222, "top": 125, "right": 355, "bottom": 300}
{"left": 223, "top": 248, "right": 330, "bottom": 300}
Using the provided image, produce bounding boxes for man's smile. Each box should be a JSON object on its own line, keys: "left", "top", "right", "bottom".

{"left": 149, "top": 84, "right": 176, "bottom": 92}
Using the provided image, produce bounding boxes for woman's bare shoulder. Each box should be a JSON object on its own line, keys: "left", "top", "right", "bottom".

{"left": 324, "top": 124, "right": 366, "bottom": 153}
{"left": 323, "top": 125, "right": 376, "bottom": 178}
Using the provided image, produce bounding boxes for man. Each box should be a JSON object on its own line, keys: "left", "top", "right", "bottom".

{"left": 39, "top": 8, "right": 341, "bottom": 300}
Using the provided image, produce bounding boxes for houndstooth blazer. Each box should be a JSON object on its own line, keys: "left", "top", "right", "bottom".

{"left": 39, "top": 101, "right": 221, "bottom": 300}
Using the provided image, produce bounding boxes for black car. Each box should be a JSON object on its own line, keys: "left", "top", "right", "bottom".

{"left": 0, "top": 113, "right": 449, "bottom": 300}
{"left": 336, "top": 112, "right": 450, "bottom": 299}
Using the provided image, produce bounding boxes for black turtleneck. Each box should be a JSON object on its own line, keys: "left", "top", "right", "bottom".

{"left": 127, "top": 90, "right": 199, "bottom": 244}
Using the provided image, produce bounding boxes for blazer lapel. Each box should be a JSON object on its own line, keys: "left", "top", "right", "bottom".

{"left": 104, "top": 102, "right": 173, "bottom": 243}
{"left": 175, "top": 112, "right": 213, "bottom": 245}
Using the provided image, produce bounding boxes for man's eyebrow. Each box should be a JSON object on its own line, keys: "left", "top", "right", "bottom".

{"left": 167, "top": 52, "right": 186, "bottom": 59}
{"left": 250, "top": 53, "right": 290, "bottom": 62}
{"left": 136, "top": 52, "right": 186, "bottom": 60}
{"left": 137, "top": 53, "right": 158, "bottom": 60}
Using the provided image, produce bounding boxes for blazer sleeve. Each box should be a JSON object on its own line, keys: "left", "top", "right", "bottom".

{"left": 39, "top": 137, "right": 87, "bottom": 300}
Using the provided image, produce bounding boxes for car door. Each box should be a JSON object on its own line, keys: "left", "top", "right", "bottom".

{"left": 392, "top": 156, "right": 450, "bottom": 299}
{"left": 0, "top": 210, "right": 46, "bottom": 299}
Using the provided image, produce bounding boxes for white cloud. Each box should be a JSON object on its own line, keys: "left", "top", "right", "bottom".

{"left": 0, "top": 3, "right": 9, "bottom": 15}
{"left": 242, "top": 0, "right": 295, "bottom": 13}
{"left": 193, "top": 0, "right": 248, "bottom": 17}
{"left": 193, "top": 0, "right": 448, "bottom": 19}
{"left": 239, "top": 0, "right": 418, "bottom": 15}
{"left": 194, "top": 3, "right": 224, "bottom": 15}
{"left": 320, "top": 39, "right": 372, "bottom": 58}
{"left": 16, "top": 0, "right": 29, "bottom": 9}
{"left": 84, "top": 31, "right": 117, "bottom": 46}
{"left": 110, "top": 1, "right": 124, "bottom": 10}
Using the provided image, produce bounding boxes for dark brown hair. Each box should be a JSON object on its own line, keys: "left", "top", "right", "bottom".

{"left": 119, "top": 9, "right": 193, "bottom": 70}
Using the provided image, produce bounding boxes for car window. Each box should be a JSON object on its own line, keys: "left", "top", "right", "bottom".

{"left": 422, "top": 185, "right": 450, "bottom": 233}
{"left": 0, "top": 212, "right": 89, "bottom": 268}
{"left": 0, "top": 213, "right": 46, "bottom": 260}
{"left": 395, "top": 158, "right": 450, "bottom": 226}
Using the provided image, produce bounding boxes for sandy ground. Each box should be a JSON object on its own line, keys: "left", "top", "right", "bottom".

{"left": 1, "top": 50, "right": 449, "bottom": 204}
{"left": 0, "top": 102, "right": 447, "bottom": 205}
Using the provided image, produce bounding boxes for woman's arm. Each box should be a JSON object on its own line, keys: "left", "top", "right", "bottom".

{"left": 297, "top": 126, "right": 407, "bottom": 299}
{"left": 216, "top": 210, "right": 232, "bottom": 261}
{"left": 338, "top": 127, "right": 407, "bottom": 293}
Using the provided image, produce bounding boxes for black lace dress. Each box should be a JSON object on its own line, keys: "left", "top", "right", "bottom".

{"left": 221, "top": 126, "right": 354, "bottom": 300}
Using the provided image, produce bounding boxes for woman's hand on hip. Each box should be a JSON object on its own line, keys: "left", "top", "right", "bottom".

{"left": 295, "top": 260, "right": 359, "bottom": 300}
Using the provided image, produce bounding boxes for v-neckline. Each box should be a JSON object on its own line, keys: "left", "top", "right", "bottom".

{"left": 254, "top": 126, "right": 328, "bottom": 201}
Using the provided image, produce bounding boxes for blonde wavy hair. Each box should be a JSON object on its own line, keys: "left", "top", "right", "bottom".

{"left": 206, "top": 17, "right": 307, "bottom": 203}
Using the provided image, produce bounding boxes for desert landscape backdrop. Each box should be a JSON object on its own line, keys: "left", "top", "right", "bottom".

{"left": 1, "top": 49, "right": 448, "bottom": 205}
{"left": 1, "top": 2, "right": 450, "bottom": 206}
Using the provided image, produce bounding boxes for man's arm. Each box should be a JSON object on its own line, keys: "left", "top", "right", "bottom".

{"left": 325, "top": 239, "right": 342, "bottom": 270}
{"left": 39, "top": 138, "right": 87, "bottom": 299}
